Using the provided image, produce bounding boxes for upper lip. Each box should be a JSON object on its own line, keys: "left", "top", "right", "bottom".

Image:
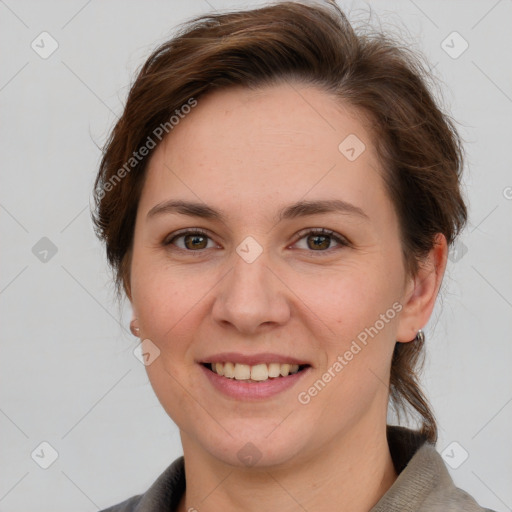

{"left": 199, "top": 352, "right": 311, "bottom": 366}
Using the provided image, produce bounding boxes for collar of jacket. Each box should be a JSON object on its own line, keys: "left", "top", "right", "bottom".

{"left": 101, "top": 425, "right": 494, "bottom": 512}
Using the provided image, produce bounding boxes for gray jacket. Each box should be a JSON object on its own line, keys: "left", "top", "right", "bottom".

{"left": 100, "top": 427, "right": 495, "bottom": 511}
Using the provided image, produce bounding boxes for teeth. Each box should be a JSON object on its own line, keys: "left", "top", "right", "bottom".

{"left": 209, "top": 362, "right": 303, "bottom": 381}
{"left": 280, "top": 363, "right": 290, "bottom": 376}
{"left": 268, "top": 363, "right": 281, "bottom": 378}
{"left": 223, "top": 362, "right": 235, "bottom": 378}
{"left": 251, "top": 363, "right": 268, "bottom": 381}
{"left": 234, "top": 364, "right": 251, "bottom": 380}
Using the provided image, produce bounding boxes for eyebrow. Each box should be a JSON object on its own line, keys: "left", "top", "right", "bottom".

{"left": 146, "top": 198, "right": 369, "bottom": 223}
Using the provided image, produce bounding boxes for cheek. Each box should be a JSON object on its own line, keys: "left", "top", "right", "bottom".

{"left": 298, "top": 267, "right": 400, "bottom": 421}
{"left": 133, "top": 277, "right": 191, "bottom": 340}
{"left": 132, "top": 249, "right": 403, "bottom": 349}
{"left": 291, "top": 258, "right": 403, "bottom": 411}
{"left": 131, "top": 262, "right": 211, "bottom": 424}
{"left": 294, "top": 261, "right": 401, "bottom": 339}
{"left": 130, "top": 251, "right": 220, "bottom": 351}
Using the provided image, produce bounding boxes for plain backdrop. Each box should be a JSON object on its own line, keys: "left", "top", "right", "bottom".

{"left": 1, "top": 1, "right": 511, "bottom": 511}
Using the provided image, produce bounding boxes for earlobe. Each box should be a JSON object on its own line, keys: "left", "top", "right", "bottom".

{"left": 396, "top": 234, "right": 448, "bottom": 343}
{"left": 130, "top": 317, "right": 140, "bottom": 337}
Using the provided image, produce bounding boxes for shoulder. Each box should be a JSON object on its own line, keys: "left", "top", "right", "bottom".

{"left": 413, "top": 443, "right": 495, "bottom": 512}
{"left": 371, "top": 427, "right": 497, "bottom": 512}
{"left": 98, "top": 456, "right": 185, "bottom": 512}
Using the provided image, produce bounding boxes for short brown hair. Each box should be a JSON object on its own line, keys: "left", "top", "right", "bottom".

{"left": 92, "top": 1, "right": 467, "bottom": 443}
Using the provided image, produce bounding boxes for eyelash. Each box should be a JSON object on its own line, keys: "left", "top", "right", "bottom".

{"left": 163, "top": 227, "right": 351, "bottom": 256}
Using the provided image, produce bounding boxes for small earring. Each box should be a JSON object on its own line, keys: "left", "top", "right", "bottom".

{"left": 414, "top": 329, "right": 425, "bottom": 343}
{"left": 130, "top": 319, "right": 140, "bottom": 337}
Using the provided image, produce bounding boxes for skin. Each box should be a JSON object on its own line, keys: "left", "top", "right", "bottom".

{"left": 128, "top": 82, "right": 447, "bottom": 512}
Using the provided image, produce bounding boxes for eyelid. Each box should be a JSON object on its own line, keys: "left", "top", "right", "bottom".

{"left": 163, "top": 227, "right": 217, "bottom": 249}
{"left": 292, "top": 227, "right": 352, "bottom": 249}
{"left": 163, "top": 227, "right": 351, "bottom": 253}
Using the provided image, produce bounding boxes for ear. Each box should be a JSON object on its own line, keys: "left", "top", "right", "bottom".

{"left": 120, "top": 250, "right": 133, "bottom": 302}
{"left": 129, "top": 316, "right": 140, "bottom": 337}
{"left": 123, "top": 277, "right": 132, "bottom": 302}
{"left": 396, "top": 233, "right": 448, "bottom": 343}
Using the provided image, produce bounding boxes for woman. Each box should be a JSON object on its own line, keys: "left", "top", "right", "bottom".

{"left": 94, "top": 2, "right": 495, "bottom": 511}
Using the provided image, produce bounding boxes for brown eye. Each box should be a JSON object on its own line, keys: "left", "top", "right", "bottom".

{"left": 307, "top": 233, "right": 331, "bottom": 250}
{"left": 183, "top": 233, "right": 208, "bottom": 250}
{"left": 164, "top": 229, "right": 215, "bottom": 251}
{"left": 294, "top": 228, "right": 350, "bottom": 253}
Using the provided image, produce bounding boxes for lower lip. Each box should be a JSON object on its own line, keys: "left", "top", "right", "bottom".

{"left": 200, "top": 364, "right": 311, "bottom": 400}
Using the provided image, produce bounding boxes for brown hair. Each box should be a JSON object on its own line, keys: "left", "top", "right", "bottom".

{"left": 92, "top": 0, "right": 467, "bottom": 443}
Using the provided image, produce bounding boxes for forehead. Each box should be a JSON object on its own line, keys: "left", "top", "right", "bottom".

{"left": 140, "top": 83, "right": 389, "bottom": 223}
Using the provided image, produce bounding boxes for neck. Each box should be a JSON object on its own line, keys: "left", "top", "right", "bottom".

{"left": 178, "top": 419, "right": 397, "bottom": 512}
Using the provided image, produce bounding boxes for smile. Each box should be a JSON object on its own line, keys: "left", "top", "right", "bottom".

{"left": 199, "top": 352, "right": 312, "bottom": 399}
{"left": 204, "top": 362, "right": 309, "bottom": 382}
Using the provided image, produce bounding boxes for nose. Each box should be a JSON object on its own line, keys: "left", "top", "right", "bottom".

{"left": 211, "top": 249, "right": 291, "bottom": 335}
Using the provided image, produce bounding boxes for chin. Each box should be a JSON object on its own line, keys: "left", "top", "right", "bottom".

{"left": 190, "top": 418, "right": 312, "bottom": 469}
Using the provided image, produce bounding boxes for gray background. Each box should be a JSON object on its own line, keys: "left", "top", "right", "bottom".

{"left": 1, "top": 0, "right": 511, "bottom": 510}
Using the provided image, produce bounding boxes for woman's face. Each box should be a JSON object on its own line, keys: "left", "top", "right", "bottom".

{"left": 130, "top": 83, "right": 416, "bottom": 467}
